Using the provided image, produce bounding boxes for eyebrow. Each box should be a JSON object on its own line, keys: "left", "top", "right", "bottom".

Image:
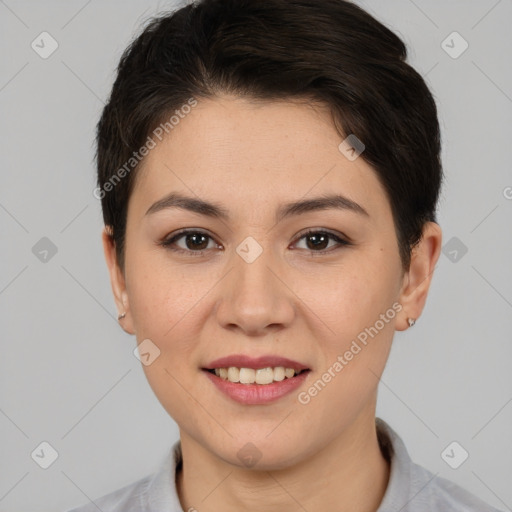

{"left": 145, "top": 191, "right": 369, "bottom": 222}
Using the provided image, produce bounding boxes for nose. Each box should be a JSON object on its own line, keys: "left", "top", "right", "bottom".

{"left": 214, "top": 241, "right": 295, "bottom": 337}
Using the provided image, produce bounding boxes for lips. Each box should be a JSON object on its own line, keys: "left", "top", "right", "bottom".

{"left": 202, "top": 354, "right": 310, "bottom": 371}
{"left": 203, "top": 365, "right": 311, "bottom": 404}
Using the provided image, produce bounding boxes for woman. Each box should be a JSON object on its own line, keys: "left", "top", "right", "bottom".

{"left": 67, "top": 0, "right": 503, "bottom": 510}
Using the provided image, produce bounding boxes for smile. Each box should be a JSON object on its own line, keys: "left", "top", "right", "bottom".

{"left": 206, "top": 366, "right": 306, "bottom": 385}
{"left": 202, "top": 368, "right": 311, "bottom": 405}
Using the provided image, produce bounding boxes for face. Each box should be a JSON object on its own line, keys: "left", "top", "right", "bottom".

{"left": 104, "top": 94, "right": 441, "bottom": 469}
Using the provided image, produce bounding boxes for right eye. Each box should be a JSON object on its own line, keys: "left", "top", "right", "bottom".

{"left": 160, "top": 229, "right": 221, "bottom": 256}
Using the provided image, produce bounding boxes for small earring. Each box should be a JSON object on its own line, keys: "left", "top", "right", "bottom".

{"left": 118, "top": 312, "right": 126, "bottom": 321}
{"left": 407, "top": 318, "right": 416, "bottom": 327}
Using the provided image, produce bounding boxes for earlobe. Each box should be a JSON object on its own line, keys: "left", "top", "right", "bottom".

{"left": 396, "top": 222, "right": 443, "bottom": 332}
{"left": 101, "top": 228, "right": 135, "bottom": 335}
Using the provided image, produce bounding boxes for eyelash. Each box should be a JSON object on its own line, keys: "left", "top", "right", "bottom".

{"left": 159, "top": 228, "right": 351, "bottom": 256}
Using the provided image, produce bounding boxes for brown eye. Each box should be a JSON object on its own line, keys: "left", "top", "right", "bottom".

{"left": 181, "top": 232, "right": 210, "bottom": 250}
{"left": 161, "top": 230, "right": 218, "bottom": 255}
{"left": 160, "top": 228, "right": 350, "bottom": 256}
{"left": 294, "top": 230, "right": 350, "bottom": 253}
{"left": 304, "top": 232, "right": 330, "bottom": 250}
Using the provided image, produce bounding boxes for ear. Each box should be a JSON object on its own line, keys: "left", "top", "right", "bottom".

{"left": 396, "top": 222, "right": 442, "bottom": 331}
{"left": 102, "top": 227, "right": 135, "bottom": 335}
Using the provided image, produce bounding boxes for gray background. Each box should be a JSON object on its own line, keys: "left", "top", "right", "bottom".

{"left": 1, "top": 0, "right": 511, "bottom": 511}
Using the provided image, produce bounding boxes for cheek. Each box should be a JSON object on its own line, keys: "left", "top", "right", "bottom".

{"left": 125, "top": 261, "right": 210, "bottom": 422}
{"left": 295, "top": 256, "right": 398, "bottom": 336}
{"left": 125, "top": 255, "right": 218, "bottom": 364}
{"left": 127, "top": 247, "right": 195, "bottom": 325}
{"left": 293, "top": 250, "right": 400, "bottom": 389}
{"left": 295, "top": 269, "right": 397, "bottom": 419}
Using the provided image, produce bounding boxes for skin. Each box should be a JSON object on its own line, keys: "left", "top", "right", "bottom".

{"left": 103, "top": 94, "right": 442, "bottom": 511}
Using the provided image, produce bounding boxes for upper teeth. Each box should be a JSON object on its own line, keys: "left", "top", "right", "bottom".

{"left": 214, "top": 367, "right": 302, "bottom": 384}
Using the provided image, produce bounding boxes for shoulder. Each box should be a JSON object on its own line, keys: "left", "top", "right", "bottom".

{"left": 63, "top": 474, "right": 152, "bottom": 512}
{"left": 64, "top": 440, "right": 183, "bottom": 512}
{"left": 409, "top": 460, "right": 504, "bottom": 512}
{"left": 376, "top": 418, "right": 504, "bottom": 512}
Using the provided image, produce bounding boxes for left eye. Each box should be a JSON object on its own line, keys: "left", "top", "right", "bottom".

{"left": 160, "top": 229, "right": 350, "bottom": 255}
{"left": 294, "top": 230, "right": 349, "bottom": 252}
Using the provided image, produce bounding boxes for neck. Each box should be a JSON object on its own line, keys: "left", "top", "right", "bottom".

{"left": 176, "top": 408, "right": 390, "bottom": 512}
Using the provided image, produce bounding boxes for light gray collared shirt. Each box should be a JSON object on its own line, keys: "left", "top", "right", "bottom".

{"left": 66, "top": 418, "right": 503, "bottom": 512}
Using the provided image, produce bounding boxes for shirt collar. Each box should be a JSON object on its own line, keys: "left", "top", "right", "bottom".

{"left": 375, "top": 417, "right": 415, "bottom": 510}
{"left": 148, "top": 417, "right": 415, "bottom": 511}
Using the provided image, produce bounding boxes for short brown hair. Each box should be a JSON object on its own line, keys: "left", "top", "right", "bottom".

{"left": 96, "top": 0, "right": 443, "bottom": 271}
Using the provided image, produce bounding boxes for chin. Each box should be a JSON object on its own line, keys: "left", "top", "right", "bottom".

{"left": 211, "top": 434, "right": 309, "bottom": 471}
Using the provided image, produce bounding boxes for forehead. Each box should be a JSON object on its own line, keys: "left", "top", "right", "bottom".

{"left": 130, "top": 95, "right": 391, "bottom": 224}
